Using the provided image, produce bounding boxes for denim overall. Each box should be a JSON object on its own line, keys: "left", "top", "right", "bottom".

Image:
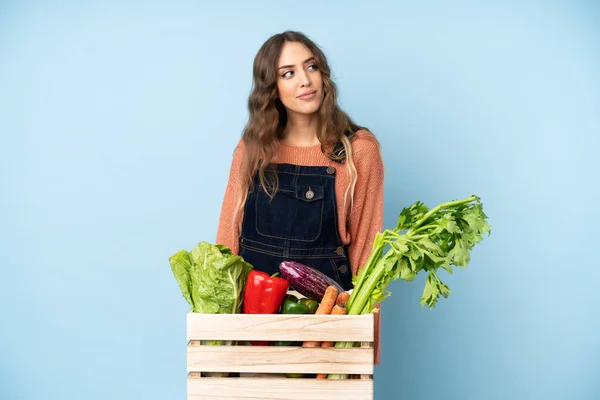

{"left": 239, "top": 163, "right": 353, "bottom": 290}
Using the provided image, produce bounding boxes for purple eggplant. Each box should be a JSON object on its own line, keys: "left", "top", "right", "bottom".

{"left": 279, "top": 261, "right": 344, "bottom": 301}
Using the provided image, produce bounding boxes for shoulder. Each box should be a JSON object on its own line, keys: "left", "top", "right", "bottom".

{"left": 231, "top": 137, "right": 246, "bottom": 159}
{"left": 351, "top": 129, "right": 382, "bottom": 166}
{"left": 223, "top": 137, "right": 246, "bottom": 172}
{"left": 234, "top": 137, "right": 246, "bottom": 152}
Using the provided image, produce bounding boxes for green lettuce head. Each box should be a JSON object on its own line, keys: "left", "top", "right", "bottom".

{"left": 169, "top": 241, "right": 253, "bottom": 376}
{"left": 169, "top": 241, "right": 253, "bottom": 314}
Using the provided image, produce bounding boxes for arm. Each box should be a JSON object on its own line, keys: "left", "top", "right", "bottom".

{"left": 348, "top": 137, "right": 385, "bottom": 275}
{"left": 215, "top": 140, "right": 245, "bottom": 255}
{"left": 347, "top": 132, "right": 385, "bottom": 366}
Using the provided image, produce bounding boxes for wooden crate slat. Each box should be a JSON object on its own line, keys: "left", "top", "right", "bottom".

{"left": 187, "top": 343, "right": 374, "bottom": 374}
{"left": 187, "top": 376, "right": 373, "bottom": 400}
{"left": 186, "top": 313, "right": 374, "bottom": 342}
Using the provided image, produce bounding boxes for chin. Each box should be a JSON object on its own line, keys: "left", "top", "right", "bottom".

{"left": 292, "top": 102, "right": 323, "bottom": 115}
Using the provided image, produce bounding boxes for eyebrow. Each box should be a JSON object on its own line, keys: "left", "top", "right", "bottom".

{"left": 278, "top": 57, "right": 316, "bottom": 70}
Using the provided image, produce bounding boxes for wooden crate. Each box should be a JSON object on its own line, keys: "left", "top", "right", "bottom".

{"left": 185, "top": 302, "right": 375, "bottom": 400}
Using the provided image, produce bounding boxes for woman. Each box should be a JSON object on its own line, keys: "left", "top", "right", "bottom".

{"left": 216, "top": 31, "right": 384, "bottom": 364}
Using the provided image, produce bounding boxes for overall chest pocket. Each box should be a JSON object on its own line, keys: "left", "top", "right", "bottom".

{"left": 255, "top": 185, "right": 325, "bottom": 242}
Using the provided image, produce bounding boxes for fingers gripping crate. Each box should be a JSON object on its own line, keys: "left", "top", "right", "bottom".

{"left": 186, "top": 310, "right": 375, "bottom": 400}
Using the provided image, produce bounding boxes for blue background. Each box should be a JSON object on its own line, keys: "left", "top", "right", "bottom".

{"left": 1, "top": 1, "right": 599, "bottom": 399}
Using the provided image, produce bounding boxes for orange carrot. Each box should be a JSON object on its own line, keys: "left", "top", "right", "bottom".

{"left": 325, "top": 304, "right": 346, "bottom": 320}
{"left": 314, "top": 286, "right": 339, "bottom": 314}
{"left": 335, "top": 291, "right": 350, "bottom": 308}
{"left": 302, "top": 286, "right": 339, "bottom": 348}
{"left": 316, "top": 304, "right": 347, "bottom": 379}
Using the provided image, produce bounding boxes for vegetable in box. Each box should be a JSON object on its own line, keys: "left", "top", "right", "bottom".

{"left": 169, "top": 241, "right": 253, "bottom": 377}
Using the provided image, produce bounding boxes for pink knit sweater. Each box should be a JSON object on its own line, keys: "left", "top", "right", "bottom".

{"left": 216, "top": 130, "right": 384, "bottom": 364}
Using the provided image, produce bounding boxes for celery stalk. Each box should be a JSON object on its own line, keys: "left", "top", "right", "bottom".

{"left": 327, "top": 195, "right": 491, "bottom": 380}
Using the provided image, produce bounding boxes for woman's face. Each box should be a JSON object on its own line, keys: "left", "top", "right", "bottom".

{"left": 276, "top": 41, "right": 324, "bottom": 116}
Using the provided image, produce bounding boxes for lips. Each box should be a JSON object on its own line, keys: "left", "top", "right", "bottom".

{"left": 297, "top": 90, "right": 317, "bottom": 100}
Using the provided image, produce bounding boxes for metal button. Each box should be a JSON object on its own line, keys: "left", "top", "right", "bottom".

{"left": 305, "top": 190, "right": 314, "bottom": 199}
{"left": 335, "top": 246, "right": 344, "bottom": 256}
{"left": 326, "top": 166, "right": 335, "bottom": 174}
{"left": 338, "top": 264, "right": 348, "bottom": 274}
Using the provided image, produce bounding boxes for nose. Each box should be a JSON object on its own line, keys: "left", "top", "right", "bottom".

{"left": 299, "top": 69, "right": 312, "bottom": 87}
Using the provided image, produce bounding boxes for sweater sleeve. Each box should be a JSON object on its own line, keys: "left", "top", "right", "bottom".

{"left": 215, "top": 140, "right": 245, "bottom": 255}
{"left": 347, "top": 132, "right": 385, "bottom": 366}
{"left": 347, "top": 136, "right": 385, "bottom": 275}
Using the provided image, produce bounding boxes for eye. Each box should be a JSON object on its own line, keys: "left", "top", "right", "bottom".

{"left": 281, "top": 70, "right": 294, "bottom": 78}
{"left": 307, "top": 64, "right": 319, "bottom": 71}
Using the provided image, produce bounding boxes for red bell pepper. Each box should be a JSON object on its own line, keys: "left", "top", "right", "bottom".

{"left": 243, "top": 270, "right": 289, "bottom": 346}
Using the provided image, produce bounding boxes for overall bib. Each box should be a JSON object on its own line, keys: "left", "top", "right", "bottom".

{"left": 239, "top": 163, "right": 353, "bottom": 291}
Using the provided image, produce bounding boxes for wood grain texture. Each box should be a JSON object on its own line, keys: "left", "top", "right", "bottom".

{"left": 187, "top": 343, "right": 374, "bottom": 374}
{"left": 360, "top": 342, "right": 373, "bottom": 380}
{"left": 186, "top": 313, "right": 374, "bottom": 342}
{"left": 184, "top": 291, "right": 374, "bottom": 399}
{"left": 187, "top": 376, "right": 373, "bottom": 400}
